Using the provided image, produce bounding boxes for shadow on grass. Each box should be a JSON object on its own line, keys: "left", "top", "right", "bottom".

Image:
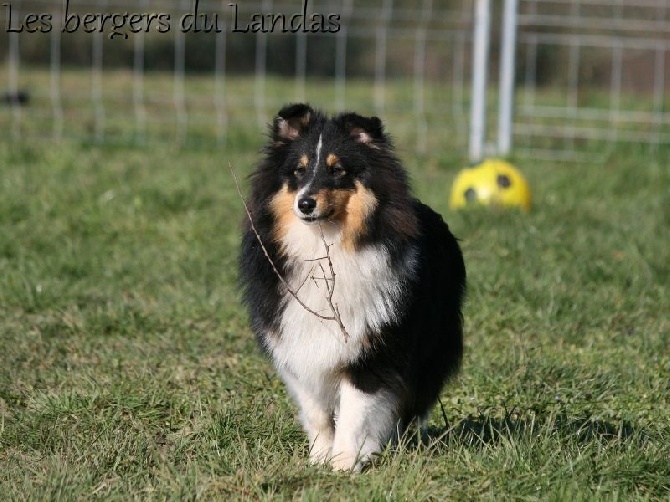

{"left": 248, "top": 410, "right": 646, "bottom": 497}
{"left": 420, "top": 408, "right": 639, "bottom": 449}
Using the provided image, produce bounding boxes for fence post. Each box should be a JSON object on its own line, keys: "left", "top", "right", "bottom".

{"left": 8, "top": 19, "right": 20, "bottom": 140}
{"left": 469, "top": 0, "right": 491, "bottom": 162}
{"left": 498, "top": 0, "right": 518, "bottom": 157}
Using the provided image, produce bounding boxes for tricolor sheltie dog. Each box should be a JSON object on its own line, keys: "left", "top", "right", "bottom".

{"left": 239, "top": 103, "right": 465, "bottom": 471}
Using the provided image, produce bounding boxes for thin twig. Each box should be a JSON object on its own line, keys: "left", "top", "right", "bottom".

{"left": 303, "top": 256, "right": 329, "bottom": 262}
{"left": 228, "top": 161, "right": 350, "bottom": 341}
{"left": 294, "top": 264, "right": 316, "bottom": 294}
{"left": 317, "top": 222, "right": 350, "bottom": 340}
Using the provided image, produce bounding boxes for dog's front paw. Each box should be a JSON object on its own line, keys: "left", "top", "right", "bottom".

{"left": 330, "top": 453, "right": 357, "bottom": 472}
{"left": 330, "top": 452, "right": 372, "bottom": 473}
{"left": 308, "top": 433, "right": 334, "bottom": 465}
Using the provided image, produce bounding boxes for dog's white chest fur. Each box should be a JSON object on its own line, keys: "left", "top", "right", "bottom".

{"left": 267, "top": 221, "right": 410, "bottom": 391}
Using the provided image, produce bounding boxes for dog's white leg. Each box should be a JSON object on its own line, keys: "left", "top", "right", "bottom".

{"left": 282, "top": 373, "right": 335, "bottom": 464}
{"left": 330, "top": 378, "right": 399, "bottom": 472}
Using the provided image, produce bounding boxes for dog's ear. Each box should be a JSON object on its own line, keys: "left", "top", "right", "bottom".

{"left": 273, "top": 103, "right": 313, "bottom": 143}
{"left": 336, "top": 113, "right": 385, "bottom": 146}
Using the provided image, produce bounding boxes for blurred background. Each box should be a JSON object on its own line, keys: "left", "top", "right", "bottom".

{"left": 1, "top": 0, "right": 669, "bottom": 161}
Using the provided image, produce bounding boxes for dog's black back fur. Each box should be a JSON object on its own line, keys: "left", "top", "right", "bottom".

{"left": 342, "top": 200, "right": 465, "bottom": 425}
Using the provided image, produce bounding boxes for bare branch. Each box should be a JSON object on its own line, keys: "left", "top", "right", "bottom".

{"left": 229, "top": 161, "right": 350, "bottom": 342}
{"left": 317, "top": 222, "right": 350, "bottom": 340}
{"left": 304, "top": 256, "right": 329, "bottom": 262}
{"left": 294, "top": 264, "right": 316, "bottom": 294}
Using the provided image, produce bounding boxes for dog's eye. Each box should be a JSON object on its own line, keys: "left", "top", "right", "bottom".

{"left": 332, "top": 165, "right": 346, "bottom": 178}
{"left": 293, "top": 166, "right": 306, "bottom": 178}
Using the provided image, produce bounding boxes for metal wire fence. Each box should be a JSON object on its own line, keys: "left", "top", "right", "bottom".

{"left": 515, "top": 0, "right": 670, "bottom": 160}
{"left": 0, "top": 0, "right": 476, "bottom": 154}
{"left": 1, "top": 0, "right": 668, "bottom": 160}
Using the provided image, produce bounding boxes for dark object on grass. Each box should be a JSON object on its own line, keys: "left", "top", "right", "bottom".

{"left": 1, "top": 91, "right": 30, "bottom": 106}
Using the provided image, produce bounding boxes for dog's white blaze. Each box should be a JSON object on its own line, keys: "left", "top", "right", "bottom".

{"left": 299, "top": 133, "right": 323, "bottom": 197}
{"left": 314, "top": 133, "right": 323, "bottom": 169}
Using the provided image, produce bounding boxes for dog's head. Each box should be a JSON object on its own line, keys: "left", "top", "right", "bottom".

{"left": 269, "top": 103, "right": 389, "bottom": 224}
{"left": 260, "top": 103, "right": 417, "bottom": 251}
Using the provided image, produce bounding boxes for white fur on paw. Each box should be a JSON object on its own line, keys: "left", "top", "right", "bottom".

{"left": 330, "top": 453, "right": 357, "bottom": 472}
{"left": 330, "top": 452, "right": 372, "bottom": 473}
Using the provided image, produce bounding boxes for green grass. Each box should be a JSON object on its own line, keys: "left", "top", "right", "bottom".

{"left": 0, "top": 69, "right": 471, "bottom": 154}
{"left": 6, "top": 68, "right": 668, "bottom": 161}
{"left": 1, "top": 108, "right": 669, "bottom": 498}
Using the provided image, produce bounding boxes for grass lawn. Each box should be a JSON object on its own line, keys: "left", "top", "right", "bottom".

{"left": 0, "top": 95, "right": 669, "bottom": 498}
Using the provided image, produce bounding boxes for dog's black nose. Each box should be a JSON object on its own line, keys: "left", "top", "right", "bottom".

{"left": 297, "top": 197, "right": 317, "bottom": 215}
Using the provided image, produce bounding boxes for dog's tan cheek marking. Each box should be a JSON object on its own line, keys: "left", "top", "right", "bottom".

{"left": 326, "top": 153, "right": 339, "bottom": 168}
{"left": 269, "top": 183, "right": 298, "bottom": 249}
{"left": 310, "top": 189, "right": 346, "bottom": 218}
{"left": 342, "top": 181, "right": 378, "bottom": 251}
{"left": 320, "top": 189, "right": 351, "bottom": 221}
{"left": 299, "top": 154, "right": 309, "bottom": 168}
